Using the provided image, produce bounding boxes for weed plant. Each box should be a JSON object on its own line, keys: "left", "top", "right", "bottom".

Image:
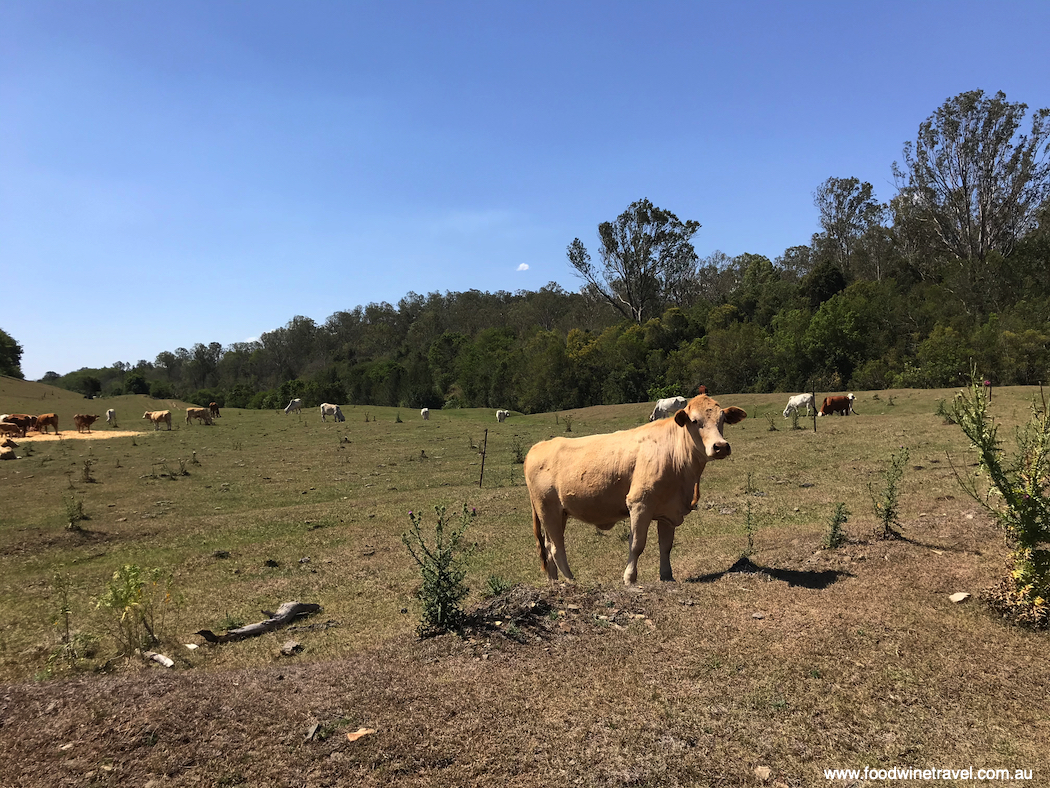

{"left": 869, "top": 447, "right": 909, "bottom": 539}
{"left": 401, "top": 504, "right": 475, "bottom": 637}
{"left": 743, "top": 471, "right": 758, "bottom": 557}
{"left": 94, "top": 565, "right": 179, "bottom": 660}
{"left": 64, "top": 496, "right": 88, "bottom": 530}
{"left": 951, "top": 379, "right": 1050, "bottom": 627}
{"left": 822, "top": 503, "right": 850, "bottom": 549}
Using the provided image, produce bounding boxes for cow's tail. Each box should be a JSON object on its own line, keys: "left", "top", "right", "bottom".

{"left": 532, "top": 503, "right": 549, "bottom": 575}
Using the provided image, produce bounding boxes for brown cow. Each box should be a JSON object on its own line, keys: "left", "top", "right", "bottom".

{"left": 818, "top": 393, "right": 856, "bottom": 417}
{"left": 36, "top": 413, "right": 59, "bottom": 434}
{"left": 525, "top": 393, "right": 747, "bottom": 586}
{"left": 3, "top": 414, "right": 36, "bottom": 437}
{"left": 209, "top": 402, "right": 220, "bottom": 418}
{"left": 73, "top": 414, "right": 99, "bottom": 433}
{"left": 185, "top": 407, "right": 213, "bottom": 425}
{"left": 143, "top": 410, "right": 172, "bottom": 430}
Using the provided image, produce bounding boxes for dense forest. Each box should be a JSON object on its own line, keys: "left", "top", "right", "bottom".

{"left": 26, "top": 90, "right": 1050, "bottom": 412}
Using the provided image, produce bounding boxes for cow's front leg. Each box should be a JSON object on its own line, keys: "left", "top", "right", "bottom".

{"left": 623, "top": 509, "right": 653, "bottom": 586}
{"left": 657, "top": 520, "right": 678, "bottom": 581}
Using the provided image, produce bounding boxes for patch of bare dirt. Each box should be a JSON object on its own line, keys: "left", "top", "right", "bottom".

{"left": 11, "top": 429, "right": 143, "bottom": 442}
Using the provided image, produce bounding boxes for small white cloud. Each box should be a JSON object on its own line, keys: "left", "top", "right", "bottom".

{"left": 517, "top": 263, "right": 529, "bottom": 271}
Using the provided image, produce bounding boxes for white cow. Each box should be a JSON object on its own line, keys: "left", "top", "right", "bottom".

{"left": 105, "top": 408, "right": 116, "bottom": 424}
{"left": 783, "top": 393, "right": 815, "bottom": 418}
{"left": 421, "top": 408, "right": 429, "bottom": 421}
{"left": 320, "top": 403, "right": 345, "bottom": 422}
{"left": 648, "top": 397, "right": 688, "bottom": 422}
{"left": 496, "top": 409, "right": 509, "bottom": 422}
{"left": 284, "top": 398, "right": 303, "bottom": 415}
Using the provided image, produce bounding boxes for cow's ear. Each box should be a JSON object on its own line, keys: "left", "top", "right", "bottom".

{"left": 673, "top": 409, "right": 691, "bottom": 427}
{"left": 723, "top": 406, "right": 747, "bottom": 424}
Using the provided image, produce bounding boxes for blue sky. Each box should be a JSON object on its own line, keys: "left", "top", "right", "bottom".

{"left": 3, "top": 1, "right": 1049, "bottom": 381}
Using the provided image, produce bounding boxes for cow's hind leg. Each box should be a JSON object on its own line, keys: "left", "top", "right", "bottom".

{"left": 539, "top": 503, "right": 574, "bottom": 581}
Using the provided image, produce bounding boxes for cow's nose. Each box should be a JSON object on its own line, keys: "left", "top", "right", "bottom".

{"left": 710, "top": 441, "right": 731, "bottom": 458}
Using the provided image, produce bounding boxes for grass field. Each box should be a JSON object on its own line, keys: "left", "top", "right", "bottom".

{"left": 1, "top": 377, "right": 1047, "bottom": 786}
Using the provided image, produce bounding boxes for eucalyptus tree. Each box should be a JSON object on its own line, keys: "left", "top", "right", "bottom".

{"left": 813, "top": 176, "right": 886, "bottom": 276}
{"left": 567, "top": 198, "right": 701, "bottom": 323}
{"left": 893, "top": 89, "right": 1050, "bottom": 263}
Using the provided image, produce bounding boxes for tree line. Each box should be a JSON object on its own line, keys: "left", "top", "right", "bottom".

{"left": 33, "top": 89, "right": 1050, "bottom": 412}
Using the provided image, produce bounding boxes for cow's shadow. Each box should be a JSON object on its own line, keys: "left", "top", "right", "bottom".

{"left": 684, "top": 556, "right": 849, "bottom": 590}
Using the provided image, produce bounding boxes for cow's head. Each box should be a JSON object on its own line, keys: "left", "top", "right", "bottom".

{"left": 674, "top": 394, "right": 747, "bottom": 460}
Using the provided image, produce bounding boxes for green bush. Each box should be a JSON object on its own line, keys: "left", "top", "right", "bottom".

{"left": 951, "top": 379, "right": 1050, "bottom": 627}
{"left": 869, "top": 447, "right": 909, "bottom": 540}
{"left": 95, "top": 565, "right": 178, "bottom": 658}
{"left": 401, "top": 504, "right": 475, "bottom": 637}
{"left": 822, "top": 503, "right": 850, "bottom": 549}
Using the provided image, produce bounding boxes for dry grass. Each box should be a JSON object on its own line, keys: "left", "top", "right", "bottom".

{"left": 0, "top": 380, "right": 1047, "bottom": 786}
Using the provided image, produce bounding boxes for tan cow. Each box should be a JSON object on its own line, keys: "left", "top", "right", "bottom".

{"left": 185, "top": 407, "right": 213, "bottom": 425}
{"left": 36, "top": 413, "right": 59, "bottom": 434}
{"left": 0, "top": 422, "right": 22, "bottom": 439}
{"left": 143, "top": 410, "right": 172, "bottom": 430}
{"left": 525, "top": 393, "right": 747, "bottom": 586}
{"left": 209, "top": 402, "right": 220, "bottom": 418}
{"left": 73, "top": 414, "right": 99, "bottom": 433}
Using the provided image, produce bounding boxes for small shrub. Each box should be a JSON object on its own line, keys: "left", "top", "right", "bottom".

{"left": 81, "top": 459, "right": 96, "bottom": 484}
{"left": 869, "top": 447, "right": 909, "bottom": 540}
{"left": 395, "top": 411, "right": 403, "bottom": 424}
{"left": 563, "top": 415, "right": 573, "bottom": 433}
{"left": 950, "top": 378, "right": 1050, "bottom": 627}
{"left": 95, "top": 565, "right": 179, "bottom": 659}
{"left": 764, "top": 413, "right": 778, "bottom": 432}
{"left": 43, "top": 573, "right": 100, "bottom": 676}
{"left": 485, "top": 575, "right": 512, "bottom": 598}
{"left": 401, "top": 504, "right": 475, "bottom": 637}
{"left": 822, "top": 503, "right": 850, "bottom": 549}
{"left": 511, "top": 437, "right": 527, "bottom": 464}
{"left": 791, "top": 409, "right": 803, "bottom": 431}
{"left": 65, "top": 496, "right": 88, "bottom": 530}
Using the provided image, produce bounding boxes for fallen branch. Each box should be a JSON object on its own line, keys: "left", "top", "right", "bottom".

{"left": 196, "top": 601, "right": 322, "bottom": 644}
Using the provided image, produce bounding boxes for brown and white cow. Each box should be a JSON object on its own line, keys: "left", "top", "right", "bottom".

{"left": 3, "top": 414, "right": 36, "bottom": 437}
{"left": 73, "top": 414, "right": 99, "bottom": 433}
{"left": 185, "top": 407, "right": 213, "bottom": 425}
{"left": 525, "top": 393, "right": 747, "bottom": 586}
{"left": 818, "top": 393, "right": 856, "bottom": 417}
{"left": 209, "top": 402, "right": 220, "bottom": 418}
{"left": 143, "top": 410, "right": 172, "bottom": 430}
{"left": 36, "top": 413, "right": 59, "bottom": 434}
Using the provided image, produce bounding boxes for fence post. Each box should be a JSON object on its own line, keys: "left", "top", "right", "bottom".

{"left": 478, "top": 429, "right": 488, "bottom": 487}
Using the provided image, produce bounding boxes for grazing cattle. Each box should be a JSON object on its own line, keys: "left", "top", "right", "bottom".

{"left": 106, "top": 408, "right": 116, "bottom": 426}
{"left": 284, "top": 398, "right": 303, "bottom": 415}
{"left": 209, "top": 402, "right": 221, "bottom": 419}
{"left": 783, "top": 393, "right": 815, "bottom": 418}
{"left": 143, "top": 410, "right": 172, "bottom": 430}
{"left": 36, "top": 413, "right": 60, "bottom": 434}
{"left": 496, "top": 409, "right": 510, "bottom": 422}
{"left": 525, "top": 393, "right": 747, "bottom": 586}
{"left": 320, "top": 403, "right": 345, "bottom": 422}
{"left": 73, "top": 414, "right": 99, "bottom": 433}
{"left": 185, "top": 407, "right": 214, "bottom": 425}
{"left": 648, "top": 397, "right": 688, "bottom": 422}
{"left": 0, "top": 422, "right": 22, "bottom": 438}
{"left": 421, "top": 408, "right": 430, "bottom": 421}
{"left": 3, "top": 414, "right": 35, "bottom": 437}
{"left": 818, "top": 393, "right": 856, "bottom": 417}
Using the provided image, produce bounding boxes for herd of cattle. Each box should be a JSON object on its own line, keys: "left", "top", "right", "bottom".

{"left": 3, "top": 388, "right": 856, "bottom": 587}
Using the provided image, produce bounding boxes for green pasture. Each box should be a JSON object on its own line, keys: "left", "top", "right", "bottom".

{"left": 0, "top": 377, "right": 1039, "bottom": 679}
